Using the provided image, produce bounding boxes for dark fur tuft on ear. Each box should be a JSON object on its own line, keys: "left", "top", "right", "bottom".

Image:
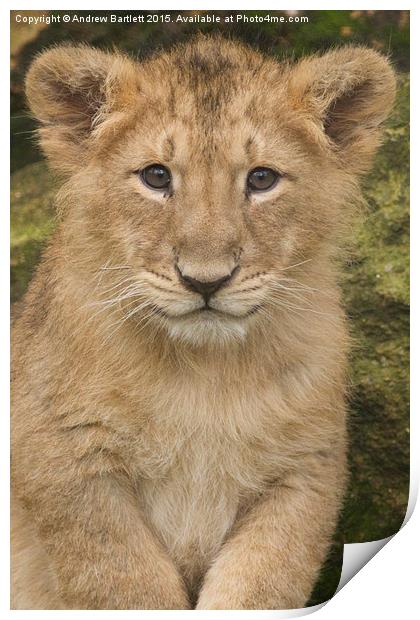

{"left": 288, "top": 46, "right": 396, "bottom": 174}
{"left": 25, "top": 45, "right": 138, "bottom": 174}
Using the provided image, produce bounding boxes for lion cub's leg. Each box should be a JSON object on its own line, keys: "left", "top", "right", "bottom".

{"left": 12, "top": 468, "right": 190, "bottom": 610}
{"left": 197, "top": 450, "right": 346, "bottom": 609}
{"left": 11, "top": 497, "right": 64, "bottom": 609}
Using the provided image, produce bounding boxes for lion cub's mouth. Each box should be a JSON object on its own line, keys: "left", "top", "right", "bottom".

{"left": 197, "top": 306, "right": 262, "bottom": 318}
{"left": 192, "top": 307, "right": 229, "bottom": 318}
{"left": 157, "top": 304, "right": 262, "bottom": 321}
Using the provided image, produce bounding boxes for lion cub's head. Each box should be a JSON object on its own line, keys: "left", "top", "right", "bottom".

{"left": 26, "top": 37, "right": 395, "bottom": 346}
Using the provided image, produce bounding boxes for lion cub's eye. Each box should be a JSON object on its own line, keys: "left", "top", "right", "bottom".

{"left": 247, "top": 167, "right": 279, "bottom": 193}
{"left": 140, "top": 164, "right": 171, "bottom": 191}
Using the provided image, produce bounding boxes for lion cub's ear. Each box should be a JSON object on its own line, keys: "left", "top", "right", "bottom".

{"left": 25, "top": 45, "right": 138, "bottom": 173}
{"left": 288, "top": 47, "right": 396, "bottom": 174}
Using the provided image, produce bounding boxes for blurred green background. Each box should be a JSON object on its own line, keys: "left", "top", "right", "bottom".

{"left": 10, "top": 10, "right": 409, "bottom": 607}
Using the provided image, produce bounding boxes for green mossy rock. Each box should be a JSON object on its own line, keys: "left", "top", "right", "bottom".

{"left": 343, "top": 73, "right": 409, "bottom": 541}
{"left": 310, "top": 74, "right": 409, "bottom": 605}
{"left": 11, "top": 160, "right": 56, "bottom": 303}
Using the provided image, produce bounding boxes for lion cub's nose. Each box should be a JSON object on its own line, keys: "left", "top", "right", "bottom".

{"left": 177, "top": 268, "right": 234, "bottom": 300}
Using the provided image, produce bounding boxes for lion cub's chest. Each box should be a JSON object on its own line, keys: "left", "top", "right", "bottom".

{"left": 136, "top": 434, "right": 245, "bottom": 584}
{"left": 131, "top": 382, "right": 289, "bottom": 584}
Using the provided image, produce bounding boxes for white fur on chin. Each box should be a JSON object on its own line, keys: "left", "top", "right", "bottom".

{"left": 166, "top": 312, "right": 248, "bottom": 347}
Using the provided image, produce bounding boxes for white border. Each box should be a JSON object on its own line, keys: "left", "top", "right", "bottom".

{"left": 4, "top": 3, "right": 416, "bottom": 618}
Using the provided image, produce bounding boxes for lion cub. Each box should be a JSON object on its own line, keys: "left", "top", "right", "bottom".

{"left": 11, "top": 37, "right": 395, "bottom": 609}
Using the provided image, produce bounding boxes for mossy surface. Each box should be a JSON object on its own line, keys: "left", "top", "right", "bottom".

{"left": 341, "top": 74, "right": 410, "bottom": 541}
{"left": 11, "top": 161, "right": 56, "bottom": 302}
{"left": 309, "top": 74, "right": 409, "bottom": 605}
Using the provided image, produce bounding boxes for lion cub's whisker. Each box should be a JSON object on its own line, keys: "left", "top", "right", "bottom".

{"left": 95, "top": 277, "right": 139, "bottom": 298}
{"left": 102, "top": 301, "right": 160, "bottom": 345}
{"left": 99, "top": 265, "right": 132, "bottom": 271}
{"left": 278, "top": 258, "right": 313, "bottom": 272}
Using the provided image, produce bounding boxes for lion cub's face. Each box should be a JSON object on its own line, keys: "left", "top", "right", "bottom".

{"left": 26, "top": 38, "right": 395, "bottom": 345}
{"left": 95, "top": 84, "right": 328, "bottom": 345}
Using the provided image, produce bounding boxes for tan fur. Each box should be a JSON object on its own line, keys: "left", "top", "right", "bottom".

{"left": 11, "top": 37, "right": 395, "bottom": 609}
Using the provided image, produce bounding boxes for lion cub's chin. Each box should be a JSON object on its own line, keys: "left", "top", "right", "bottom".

{"left": 165, "top": 310, "right": 249, "bottom": 347}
